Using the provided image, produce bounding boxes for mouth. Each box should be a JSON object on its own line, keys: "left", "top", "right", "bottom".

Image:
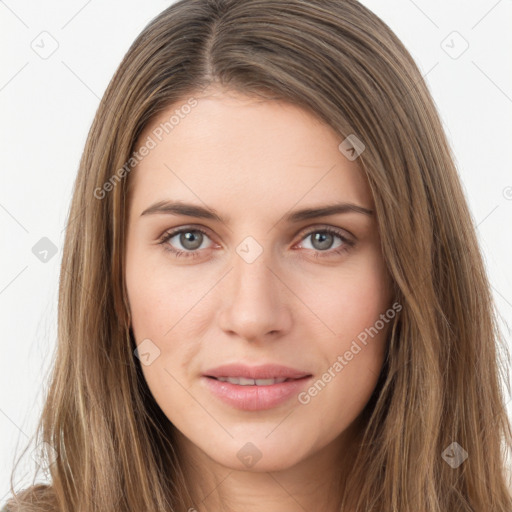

{"left": 205, "top": 376, "right": 309, "bottom": 386}
{"left": 201, "top": 369, "right": 313, "bottom": 411}
{"left": 203, "top": 363, "right": 311, "bottom": 381}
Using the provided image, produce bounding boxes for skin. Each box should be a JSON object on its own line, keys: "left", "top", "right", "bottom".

{"left": 125, "top": 86, "right": 394, "bottom": 512}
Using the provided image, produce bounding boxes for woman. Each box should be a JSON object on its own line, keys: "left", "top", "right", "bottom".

{"left": 4, "top": 0, "right": 512, "bottom": 510}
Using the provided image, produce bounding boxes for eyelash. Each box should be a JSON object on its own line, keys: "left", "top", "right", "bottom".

{"left": 157, "top": 225, "right": 355, "bottom": 260}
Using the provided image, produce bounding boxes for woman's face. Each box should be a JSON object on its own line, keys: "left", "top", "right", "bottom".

{"left": 125, "top": 87, "right": 394, "bottom": 473}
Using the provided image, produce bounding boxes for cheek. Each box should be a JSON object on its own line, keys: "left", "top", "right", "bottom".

{"left": 125, "top": 256, "right": 204, "bottom": 411}
{"left": 300, "top": 278, "right": 391, "bottom": 429}
{"left": 125, "top": 245, "right": 197, "bottom": 337}
{"left": 126, "top": 269, "right": 168, "bottom": 338}
{"left": 125, "top": 251, "right": 210, "bottom": 390}
{"left": 297, "top": 248, "right": 392, "bottom": 395}
{"left": 299, "top": 249, "right": 392, "bottom": 343}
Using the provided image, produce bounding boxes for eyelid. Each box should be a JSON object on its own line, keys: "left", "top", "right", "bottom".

{"left": 295, "top": 223, "right": 355, "bottom": 243}
{"left": 158, "top": 224, "right": 213, "bottom": 240}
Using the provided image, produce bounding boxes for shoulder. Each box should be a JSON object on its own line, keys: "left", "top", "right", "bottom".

{"left": 1, "top": 483, "right": 55, "bottom": 511}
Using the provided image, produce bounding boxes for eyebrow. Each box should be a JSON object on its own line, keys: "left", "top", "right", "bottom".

{"left": 140, "top": 200, "right": 373, "bottom": 223}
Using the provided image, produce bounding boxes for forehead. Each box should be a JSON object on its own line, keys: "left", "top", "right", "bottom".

{"left": 127, "top": 89, "right": 373, "bottom": 218}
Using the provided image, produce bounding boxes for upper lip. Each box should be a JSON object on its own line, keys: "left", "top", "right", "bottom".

{"left": 203, "top": 363, "right": 311, "bottom": 380}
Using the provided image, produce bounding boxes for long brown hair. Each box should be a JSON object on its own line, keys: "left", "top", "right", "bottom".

{"left": 6, "top": 0, "right": 512, "bottom": 510}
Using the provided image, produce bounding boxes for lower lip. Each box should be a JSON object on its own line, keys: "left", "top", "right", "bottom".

{"left": 201, "top": 376, "right": 312, "bottom": 411}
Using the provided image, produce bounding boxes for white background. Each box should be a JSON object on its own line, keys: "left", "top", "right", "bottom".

{"left": 1, "top": 0, "right": 511, "bottom": 501}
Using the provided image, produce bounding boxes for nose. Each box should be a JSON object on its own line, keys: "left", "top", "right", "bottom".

{"left": 217, "top": 248, "right": 292, "bottom": 343}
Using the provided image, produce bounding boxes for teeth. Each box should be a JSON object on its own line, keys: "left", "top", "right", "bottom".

{"left": 215, "top": 377, "right": 288, "bottom": 385}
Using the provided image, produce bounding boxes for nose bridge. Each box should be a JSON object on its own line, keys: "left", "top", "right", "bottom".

{"left": 231, "top": 239, "right": 279, "bottom": 312}
{"left": 230, "top": 232, "right": 275, "bottom": 292}
{"left": 217, "top": 237, "right": 290, "bottom": 340}
{"left": 233, "top": 246, "right": 273, "bottom": 297}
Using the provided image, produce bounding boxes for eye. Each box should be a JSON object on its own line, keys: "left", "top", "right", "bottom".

{"left": 295, "top": 226, "right": 355, "bottom": 258}
{"left": 158, "top": 227, "right": 214, "bottom": 259}
{"left": 158, "top": 225, "right": 355, "bottom": 259}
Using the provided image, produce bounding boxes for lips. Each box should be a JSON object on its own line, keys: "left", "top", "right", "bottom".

{"left": 213, "top": 376, "right": 289, "bottom": 386}
{"left": 203, "top": 363, "right": 311, "bottom": 381}
{"left": 201, "top": 363, "right": 312, "bottom": 410}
